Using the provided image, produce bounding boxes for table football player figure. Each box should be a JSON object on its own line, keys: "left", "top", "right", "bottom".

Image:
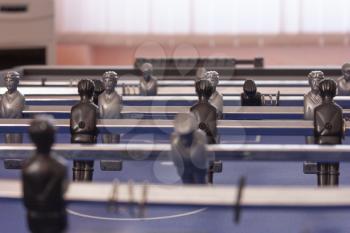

{"left": 241, "top": 79, "right": 264, "bottom": 106}
{"left": 336, "top": 63, "right": 350, "bottom": 96}
{"left": 205, "top": 71, "right": 224, "bottom": 119}
{"left": 1, "top": 71, "right": 25, "bottom": 143}
{"left": 304, "top": 71, "right": 325, "bottom": 120}
{"left": 171, "top": 113, "right": 209, "bottom": 184}
{"left": 70, "top": 79, "right": 99, "bottom": 181}
{"left": 139, "top": 63, "right": 158, "bottom": 96}
{"left": 99, "top": 71, "right": 123, "bottom": 143}
{"left": 191, "top": 79, "right": 219, "bottom": 183}
{"left": 303, "top": 71, "right": 325, "bottom": 176}
{"left": 22, "top": 115, "right": 68, "bottom": 233}
{"left": 314, "top": 78, "right": 345, "bottom": 186}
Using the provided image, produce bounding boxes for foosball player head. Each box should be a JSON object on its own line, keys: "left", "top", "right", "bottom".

{"left": 29, "top": 115, "right": 56, "bottom": 153}
{"left": 241, "top": 80, "right": 263, "bottom": 106}
{"left": 308, "top": 71, "right": 325, "bottom": 92}
{"left": 342, "top": 63, "right": 350, "bottom": 80}
{"left": 195, "top": 79, "right": 214, "bottom": 101}
{"left": 141, "top": 63, "right": 153, "bottom": 82}
{"left": 196, "top": 67, "right": 207, "bottom": 81}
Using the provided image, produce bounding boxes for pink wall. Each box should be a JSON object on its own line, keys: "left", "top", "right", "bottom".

{"left": 56, "top": 44, "right": 350, "bottom": 66}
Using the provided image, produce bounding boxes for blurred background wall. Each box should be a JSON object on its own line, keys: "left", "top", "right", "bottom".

{"left": 55, "top": 0, "right": 350, "bottom": 66}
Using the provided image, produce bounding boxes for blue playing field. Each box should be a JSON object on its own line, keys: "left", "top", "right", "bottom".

{"left": 2, "top": 133, "right": 350, "bottom": 232}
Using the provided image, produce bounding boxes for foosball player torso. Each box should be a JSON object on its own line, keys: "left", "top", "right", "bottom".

{"left": 139, "top": 63, "right": 158, "bottom": 96}
{"left": 171, "top": 113, "right": 208, "bottom": 184}
{"left": 22, "top": 115, "right": 68, "bottom": 233}
{"left": 314, "top": 78, "right": 345, "bottom": 186}
{"left": 70, "top": 79, "right": 99, "bottom": 181}
{"left": 241, "top": 79, "right": 264, "bottom": 106}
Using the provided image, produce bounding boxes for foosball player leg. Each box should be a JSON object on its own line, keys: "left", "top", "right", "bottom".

{"left": 208, "top": 160, "right": 223, "bottom": 184}
{"left": 73, "top": 160, "right": 94, "bottom": 182}
{"left": 317, "top": 163, "right": 329, "bottom": 186}
{"left": 328, "top": 163, "right": 340, "bottom": 186}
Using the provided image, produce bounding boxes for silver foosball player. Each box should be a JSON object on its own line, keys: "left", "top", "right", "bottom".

{"left": 98, "top": 71, "right": 123, "bottom": 172}
{"left": 22, "top": 115, "right": 68, "bottom": 233}
{"left": 171, "top": 113, "right": 208, "bottom": 184}
{"left": 336, "top": 63, "right": 350, "bottom": 96}
{"left": 70, "top": 79, "right": 99, "bottom": 181}
{"left": 205, "top": 71, "right": 224, "bottom": 119}
{"left": 314, "top": 79, "right": 345, "bottom": 186}
{"left": 240, "top": 80, "right": 264, "bottom": 106}
{"left": 1, "top": 71, "right": 25, "bottom": 143}
{"left": 304, "top": 71, "right": 325, "bottom": 120}
{"left": 98, "top": 71, "right": 123, "bottom": 143}
{"left": 303, "top": 71, "right": 325, "bottom": 175}
{"left": 139, "top": 63, "right": 157, "bottom": 96}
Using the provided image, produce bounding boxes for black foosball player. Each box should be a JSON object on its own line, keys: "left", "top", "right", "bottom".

{"left": 70, "top": 79, "right": 99, "bottom": 181}
{"left": 22, "top": 115, "right": 68, "bottom": 233}
{"left": 139, "top": 63, "right": 158, "bottom": 96}
{"left": 190, "top": 79, "right": 218, "bottom": 183}
{"left": 240, "top": 79, "right": 264, "bottom": 106}
{"left": 314, "top": 78, "right": 345, "bottom": 186}
{"left": 171, "top": 113, "right": 209, "bottom": 184}
{"left": 190, "top": 79, "right": 217, "bottom": 144}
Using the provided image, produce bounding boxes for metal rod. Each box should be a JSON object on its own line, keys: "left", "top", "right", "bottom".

{"left": 0, "top": 86, "right": 311, "bottom": 95}
{"left": 2, "top": 143, "right": 350, "bottom": 161}
{"left": 18, "top": 80, "right": 310, "bottom": 87}
{"left": 1, "top": 179, "right": 350, "bottom": 208}
{"left": 0, "top": 119, "right": 326, "bottom": 135}
{"left": 21, "top": 105, "right": 350, "bottom": 115}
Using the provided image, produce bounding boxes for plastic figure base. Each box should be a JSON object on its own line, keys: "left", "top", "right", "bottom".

{"left": 27, "top": 210, "right": 67, "bottom": 233}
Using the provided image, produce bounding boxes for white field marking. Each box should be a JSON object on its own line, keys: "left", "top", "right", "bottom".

{"left": 67, "top": 207, "right": 207, "bottom": 221}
